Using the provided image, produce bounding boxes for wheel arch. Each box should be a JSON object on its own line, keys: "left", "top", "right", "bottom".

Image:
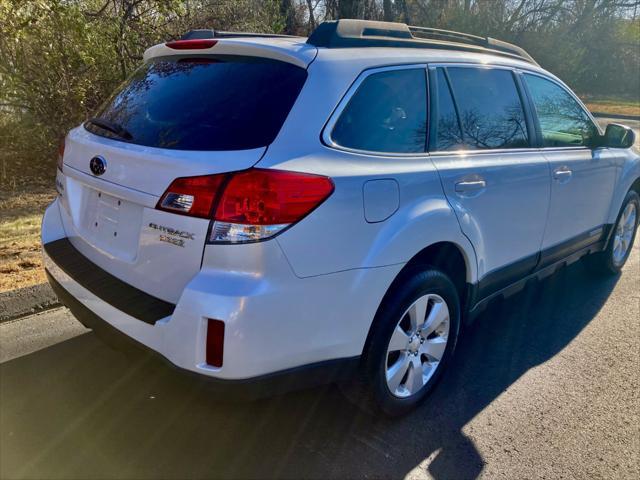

{"left": 361, "top": 240, "right": 475, "bottom": 358}
{"left": 606, "top": 151, "right": 640, "bottom": 225}
{"left": 631, "top": 176, "right": 640, "bottom": 196}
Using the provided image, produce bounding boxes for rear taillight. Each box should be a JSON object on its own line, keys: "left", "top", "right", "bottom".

{"left": 57, "top": 137, "right": 65, "bottom": 172}
{"left": 165, "top": 39, "right": 217, "bottom": 50}
{"left": 156, "top": 168, "right": 334, "bottom": 243}
{"left": 157, "top": 174, "right": 226, "bottom": 218}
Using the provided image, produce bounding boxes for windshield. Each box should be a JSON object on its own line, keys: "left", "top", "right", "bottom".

{"left": 86, "top": 55, "right": 307, "bottom": 151}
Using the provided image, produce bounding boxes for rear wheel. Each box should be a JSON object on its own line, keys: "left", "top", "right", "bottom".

{"left": 346, "top": 268, "right": 461, "bottom": 416}
{"left": 384, "top": 292, "right": 451, "bottom": 399}
{"left": 586, "top": 190, "right": 639, "bottom": 275}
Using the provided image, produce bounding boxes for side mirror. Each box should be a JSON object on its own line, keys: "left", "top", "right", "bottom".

{"left": 600, "top": 123, "right": 636, "bottom": 149}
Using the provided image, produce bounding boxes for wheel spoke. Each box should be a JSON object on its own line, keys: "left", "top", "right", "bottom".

{"left": 408, "top": 295, "right": 429, "bottom": 332}
{"left": 388, "top": 326, "right": 410, "bottom": 352}
{"left": 624, "top": 230, "right": 633, "bottom": 243}
{"left": 625, "top": 209, "right": 636, "bottom": 230}
{"left": 613, "top": 236, "right": 621, "bottom": 256}
{"left": 386, "top": 354, "right": 410, "bottom": 392}
{"left": 421, "top": 301, "right": 448, "bottom": 337}
{"left": 407, "top": 362, "right": 425, "bottom": 394}
{"left": 422, "top": 338, "right": 447, "bottom": 361}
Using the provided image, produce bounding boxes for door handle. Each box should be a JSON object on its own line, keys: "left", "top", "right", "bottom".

{"left": 553, "top": 167, "right": 573, "bottom": 183}
{"left": 455, "top": 179, "right": 487, "bottom": 193}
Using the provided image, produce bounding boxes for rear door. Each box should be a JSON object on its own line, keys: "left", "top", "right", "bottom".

{"left": 522, "top": 73, "right": 617, "bottom": 266}
{"left": 57, "top": 54, "right": 308, "bottom": 302}
{"left": 428, "top": 65, "right": 551, "bottom": 300}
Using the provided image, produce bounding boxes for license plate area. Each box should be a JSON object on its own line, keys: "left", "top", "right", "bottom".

{"left": 78, "top": 188, "right": 143, "bottom": 262}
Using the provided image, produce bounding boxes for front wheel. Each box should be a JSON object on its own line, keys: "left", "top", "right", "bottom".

{"left": 586, "top": 190, "right": 639, "bottom": 275}
{"left": 351, "top": 268, "right": 461, "bottom": 416}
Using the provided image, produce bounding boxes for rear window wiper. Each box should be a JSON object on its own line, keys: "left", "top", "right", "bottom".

{"left": 86, "top": 117, "right": 133, "bottom": 141}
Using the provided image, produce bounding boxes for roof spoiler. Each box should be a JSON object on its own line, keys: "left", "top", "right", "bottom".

{"left": 306, "top": 19, "right": 538, "bottom": 66}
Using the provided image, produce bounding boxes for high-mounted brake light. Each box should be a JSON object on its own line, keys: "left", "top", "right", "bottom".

{"left": 57, "top": 136, "right": 65, "bottom": 172}
{"left": 165, "top": 39, "right": 218, "bottom": 50}
{"left": 156, "top": 169, "right": 334, "bottom": 243}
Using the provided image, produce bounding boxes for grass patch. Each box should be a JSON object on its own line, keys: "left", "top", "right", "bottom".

{"left": 1, "top": 156, "right": 56, "bottom": 292}
{"left": 0, "top": 223, "right": 46, "bottom": 292}
{"left": 581, "top": 94, "right": 640, "bottom": 117}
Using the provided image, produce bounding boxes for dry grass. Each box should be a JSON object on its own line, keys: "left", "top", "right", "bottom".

{"left": 0, "top": 191, "right": 56, "bottom": 292}
{"left": 0, "top": 153, "right": 56, "bottom": 292}
{"left": 582, "top": 96, "right": 640, "bottom": 117}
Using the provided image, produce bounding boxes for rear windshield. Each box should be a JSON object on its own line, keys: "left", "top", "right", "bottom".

{"left": 86, "top": 55, "right": 307, "bottom": 151}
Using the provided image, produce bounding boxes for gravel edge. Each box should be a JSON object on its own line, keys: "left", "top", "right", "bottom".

{"left": 0, "top": 283, "right": 60, "bottom": 323}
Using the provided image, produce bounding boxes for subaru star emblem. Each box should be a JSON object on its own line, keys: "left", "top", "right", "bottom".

{"left": 89, "top": 156, "right": 106, "bottom": 176}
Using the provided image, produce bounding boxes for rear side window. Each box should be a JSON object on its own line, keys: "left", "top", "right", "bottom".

{"left": 523, "top": 74, "right": 598, "bottom": 148}
{"left": 330, "top": 68, "right": 427, "bottom": 153}
{"left": 445, "top": 67, "right": 529, "bottom": 150}
{"left": 86, "top": 56, "right": 307, "bottom": 151}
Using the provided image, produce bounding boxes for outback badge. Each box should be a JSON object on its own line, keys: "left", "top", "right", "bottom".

{"left": 149, "top": 222, "right": 195, "bottom": 248}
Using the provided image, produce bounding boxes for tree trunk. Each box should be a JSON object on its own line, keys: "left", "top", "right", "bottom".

{"left": 338, "top": 0, "right": 359, "bottom": 19}
{"left": 280, "top": 0, "right": 296, "bottom": 34}
{"left": 306, "top": 0, "right": 316, "bottom": 31}
{"left": 383, "top": 0, "right": 393, "bottom": 21}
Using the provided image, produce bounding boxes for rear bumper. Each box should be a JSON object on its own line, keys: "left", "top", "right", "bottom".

{"left": 42, "top": 198, "right": 402, "bottom": 390}
{"left": 43, "top": 238, "right": 174, "bottom": 325}
{"left": 46, "top": 269, "right": 358, "bottom": 398}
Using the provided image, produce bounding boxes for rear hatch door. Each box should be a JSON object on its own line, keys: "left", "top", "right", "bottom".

{"left": 57, "top": 52, "right": 308, "bottom": 304}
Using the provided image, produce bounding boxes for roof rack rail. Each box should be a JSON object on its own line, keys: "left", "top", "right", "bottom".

{"left": 306, "top": 19, "right": 538, "bottom": 66}
{"left": 180, "top": 29, "right": 299, "bottom": 40}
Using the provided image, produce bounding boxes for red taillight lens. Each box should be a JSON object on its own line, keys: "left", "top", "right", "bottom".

{"left": 57, "top": 137, "right": 65, "bottom": 172}
{"left": 156, "top": 174, "right": 227, "bottom": 218}
{"left": 215, "top": 169, "right": 334, "bottom": 225}
{"left": 206, "top": 319, "right": 225, "bottom": 367}
{"left": 165, "top": 39, "right": 217, "bottom": 50}
{"left": 156, "top": 168, "right": 334, "bottom": 242}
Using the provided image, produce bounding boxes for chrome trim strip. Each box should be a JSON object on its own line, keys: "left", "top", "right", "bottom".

{"left": 428, "top": 147, "right": 540, "bottom": 156}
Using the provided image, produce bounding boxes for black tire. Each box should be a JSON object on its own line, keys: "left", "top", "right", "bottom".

{"left": 585, "top": 190, "right": 639, "bottom": 275}
{"left": 343, "top": 267, "right": 461, "bottom": 417}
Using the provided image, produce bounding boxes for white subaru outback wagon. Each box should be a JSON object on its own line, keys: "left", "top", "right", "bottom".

{"left": 43, "top": 20, "right": 640, "bottom": 415}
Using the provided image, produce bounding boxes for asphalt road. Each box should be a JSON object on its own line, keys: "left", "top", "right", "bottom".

{"left": 1, "top": 239, "right": 638, "bottom": 479}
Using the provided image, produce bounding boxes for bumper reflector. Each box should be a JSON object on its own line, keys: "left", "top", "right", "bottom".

{"left": 206, "top": 319, "right": 225, "bottom": 367}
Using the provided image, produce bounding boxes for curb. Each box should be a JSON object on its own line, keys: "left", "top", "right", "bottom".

{"left": 0, "top": 283, "right": 60, "bottom": 323}
{"left": 592, "top": 112, "right": 640, "bottom": 121}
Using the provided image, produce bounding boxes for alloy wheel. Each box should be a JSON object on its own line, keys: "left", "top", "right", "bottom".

{"left": 385, "top": 293, "right": 450, "bottom": 398}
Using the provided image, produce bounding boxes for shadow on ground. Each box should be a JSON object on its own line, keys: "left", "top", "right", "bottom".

{"left": 0, "top": 260, "right": 620, "bottom": 480}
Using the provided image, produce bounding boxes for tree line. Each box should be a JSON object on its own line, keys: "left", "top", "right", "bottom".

{"left": 1, "top": 0, "right": 638, "bottom": 161}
